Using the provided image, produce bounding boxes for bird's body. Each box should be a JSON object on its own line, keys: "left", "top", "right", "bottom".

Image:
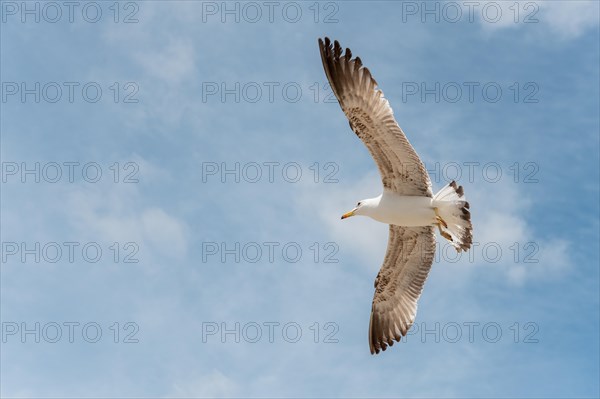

{"left": 353, "top": 192, "right": 437, "bottom": 227}
{"left": 318, "top": 37, "right": 473, "bottom": 354}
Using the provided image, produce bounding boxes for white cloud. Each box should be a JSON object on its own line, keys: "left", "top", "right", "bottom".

{"left": 295, "top": 171, "right": 388, "bottom": 273}
{"left": 475, "top": 0, "right": 599, "bottom": 40}
{"left": 170, "top": 370, "right": 239, "bottom": 398}
{"left": 538, "top": 0, "right": 599, "bottom": 39}
{"left": 467, "top": 180, "right": 573, "bottom": 285}
{"left": 58, "top": 157, "right": 189, "bottom": 262}
{"left": 133, "top": 39, "right": 197, "bottom": 86}
{"left": 141, "top": 207, "right": 188, "bottom": 257}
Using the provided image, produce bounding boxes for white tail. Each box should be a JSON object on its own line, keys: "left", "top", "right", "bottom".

{"left": 433, "top": 181, "right": 472, "bottom": 252}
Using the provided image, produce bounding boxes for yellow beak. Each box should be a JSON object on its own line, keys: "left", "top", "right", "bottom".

{"left": 341, "top": 209, "right": 356, "bottom": 220}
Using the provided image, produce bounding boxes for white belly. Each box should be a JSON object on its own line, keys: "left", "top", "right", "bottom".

{"left": 371, "top": 192, "right": 436, "bottom": 227}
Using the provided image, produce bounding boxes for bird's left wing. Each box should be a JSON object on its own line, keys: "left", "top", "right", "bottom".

{"left": 369, "top": 225, "right": 436, "bottom": 354}
{"left": 318, "top": 37, "right": 432, "bottom": 197}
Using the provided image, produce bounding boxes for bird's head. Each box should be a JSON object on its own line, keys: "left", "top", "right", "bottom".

{"left": 341, "top": 198, "right": 376, "bottom": 219}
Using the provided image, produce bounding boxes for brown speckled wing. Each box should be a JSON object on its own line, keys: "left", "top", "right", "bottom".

{"left": 369, "top": 225, "right": 436, "bottom": 354}
{"left": 318, "top": 37, "right": 432, "bottom": 197}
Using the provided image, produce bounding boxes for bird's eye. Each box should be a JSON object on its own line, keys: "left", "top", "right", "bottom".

{"left": 357, "top": 202, "right": 362, "bottom": 207}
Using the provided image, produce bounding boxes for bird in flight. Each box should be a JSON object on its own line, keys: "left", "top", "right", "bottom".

{"left": 318, "top": 37, "right": 473, "bottom": 354}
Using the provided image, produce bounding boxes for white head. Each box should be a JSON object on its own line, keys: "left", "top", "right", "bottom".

{"left": 341, "top": 197, "right": 380, "bottom": 219}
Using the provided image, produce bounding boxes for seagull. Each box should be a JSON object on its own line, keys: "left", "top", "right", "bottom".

{"left": 318, "top": 37, "right": 473, "bottom": 354}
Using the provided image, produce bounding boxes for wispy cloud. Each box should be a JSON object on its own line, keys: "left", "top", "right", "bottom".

{"left": 476, "top": 0, "right": 599, "bottom": 40}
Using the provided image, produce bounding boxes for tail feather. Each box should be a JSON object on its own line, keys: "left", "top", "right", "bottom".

{"left": 433, "top": 181, "right": 472, "bottom": 252}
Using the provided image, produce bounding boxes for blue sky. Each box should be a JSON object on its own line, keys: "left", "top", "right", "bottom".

{"left": 1, "top": 1, "right": 599, "bottom": 397}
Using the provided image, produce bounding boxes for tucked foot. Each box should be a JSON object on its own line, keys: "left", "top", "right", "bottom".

{"left": 437, "top": 224, "right": 453, "bottom": 242}
{"left": 434, "top": 207, "right": 449, "bottom": 229}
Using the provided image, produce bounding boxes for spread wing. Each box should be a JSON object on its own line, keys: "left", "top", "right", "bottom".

{"left": 318, "top": 37, "right": 432, "bottom": 197}
{"left": 369, "top": 225, "right": 436, "bottom": 354}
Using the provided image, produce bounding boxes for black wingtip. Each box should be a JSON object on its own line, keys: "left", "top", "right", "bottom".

{"left": 319, "top": 37, "right": 356, "bottom": 63}
{"left": 355, "top": 56, "right": 362, "bottom": 68}
{"left": 333, "top": 40, "right": 342, "bottom": 59}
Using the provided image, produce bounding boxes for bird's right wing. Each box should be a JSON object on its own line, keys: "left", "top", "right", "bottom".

{"left": 319, "top": 37, "right": 432, "bottom": 197}
{"left": 369, "top": 225, "right": 436, "bottom": 354}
